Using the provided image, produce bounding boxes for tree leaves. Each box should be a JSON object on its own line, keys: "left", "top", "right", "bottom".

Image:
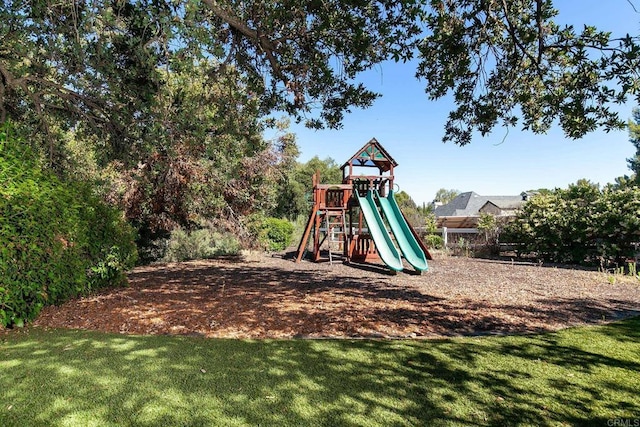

{"left": 417, "top": 0, "right": 640, "bottom": 145}
{"left": 627, "top": 108, "right": 640, "bottom": 184}
{"left": 0, "top": 123, "right": 137, "bottom": 328}
{"left": 2, "top": 0, "right": 639, "bottom": 152}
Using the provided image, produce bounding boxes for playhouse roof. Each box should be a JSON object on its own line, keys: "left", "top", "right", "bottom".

{"left": 341, "top": 138, "right": 398, "bottom": 173}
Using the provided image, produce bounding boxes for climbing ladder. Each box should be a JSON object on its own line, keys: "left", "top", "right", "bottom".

{"left": 322, "top": 210, "right": 348, "bottom": 264}
{"left": 296, "top": 208, "right": 348, "bottom": 264}
{"left": 294, "top": 173, "right": 352, "bottom": 264}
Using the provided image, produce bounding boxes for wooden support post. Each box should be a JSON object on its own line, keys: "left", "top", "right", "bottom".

{"left": 342, "top": 211, "right": 349, "bottom": 258}
{"left": 313, "top": 211, "right": 322, "bottom": 261}
{"left": 295, "top": 208, "right": 318, "bottom": 263}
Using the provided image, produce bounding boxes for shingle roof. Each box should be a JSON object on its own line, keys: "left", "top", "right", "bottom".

{"left": 434, "top": 192, "right": 525, "bottom": 217}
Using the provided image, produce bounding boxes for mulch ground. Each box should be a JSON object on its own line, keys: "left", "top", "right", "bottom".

{"left": 28, "top": 252, "right": 640, "bottom": 339}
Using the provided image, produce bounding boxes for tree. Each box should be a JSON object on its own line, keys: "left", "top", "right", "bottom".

{"left": 418, "top": 0, "right": 640, "bottom": 145}
{"left": 434, "top": 188, "right": 460, "bottom": 204}
{"left": 0, "top": 0, "right": 420, "bottom": 160}
{"left": 274, "top": 156, "right": 342, "bottom": 220}
{"left": 627, "top": 108, "right": 640, "bottom": 185}
{"left": 608, "top": 175, "right": 636, "bottom": 190}
{"left": 114, "top": 64, "right": 296, "bottom": 236}
{"left": 0, "top": 1, "right": 172, "bottom": 163}
{"left": 2, "top": 0, "right": 640, "bottom": 155}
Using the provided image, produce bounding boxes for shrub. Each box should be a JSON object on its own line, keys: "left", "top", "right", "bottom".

{"left": 213, "top": 231, "right": 243, "bottom": 256}
{"left": 263, "top": 217, "right": 294, "bottom": 251}
{"left": 163, "top": 228, "right": 202, "bottom": 262}
{"left": 245, "top": 215, "right": 294, "bottom": 251}
{"left": 163, "top": 227, "right": 241, "bottom": 262}
{"left": 424, "top": 234, "right": 444, "bottom": 250}
{"left": 0, "top": 124, "right": 137, "bottom": 327}
{"left": 504, "top": 181, "right": 640, "bottom": 265}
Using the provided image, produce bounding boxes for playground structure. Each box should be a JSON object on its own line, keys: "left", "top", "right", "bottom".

{"left": 295, "top": 138, "right": 432, "bottom": 272}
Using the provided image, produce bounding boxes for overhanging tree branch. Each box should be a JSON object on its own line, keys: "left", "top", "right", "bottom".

{"left": 200, "top": 0, "right": 287, "bottom": 85}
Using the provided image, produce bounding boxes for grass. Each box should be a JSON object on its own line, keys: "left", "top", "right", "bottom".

{"left": 1, "top": 318, "right": 640, "bottom": 427}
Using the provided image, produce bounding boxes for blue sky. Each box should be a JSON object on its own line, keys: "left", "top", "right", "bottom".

{"left": 281, "top": 0, "right": 640, "bottom": 206}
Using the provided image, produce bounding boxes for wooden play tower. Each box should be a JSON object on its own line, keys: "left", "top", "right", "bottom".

{"left": 294, "top": 170, "right": 352, "bottom": 264}
{"left": 295, "top": 138, "right": 431, "bottom": 269}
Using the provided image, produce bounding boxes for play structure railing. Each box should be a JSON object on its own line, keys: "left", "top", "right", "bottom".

{"left": 346, "top": 176, "right": 393, "bottom": 196}
{"left": 313, "top": 184, "right": 351, "bottom": 209}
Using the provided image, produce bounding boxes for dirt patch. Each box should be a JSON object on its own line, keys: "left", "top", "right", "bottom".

{"left": 32, "top": 252, "right": 640, "bottom": 339}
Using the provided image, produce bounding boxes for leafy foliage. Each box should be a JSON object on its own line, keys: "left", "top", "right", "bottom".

{"left": 274, "top": 155, "right": 342, "bottom": 220}
{"left": 424, "top": 234, "right": 445, "bottom": 250}
{"left": 2, "top": 1, "right": 639, "bottom": 151}
{"left": 91, "top": 66, "right": 298, "bottom": 255}
{"left": 477, "top": 213, "right": 512, "bottom": 256}
{"left": 247, "top": 215, "right": 294, "bottom": 251}
{"left": 162, "top": 227, "right": 241, "bottom": 263}
{"left": 418, "top": 0, "right": 640, "bottom": 145}
{"left": 264, "top": 218, "right": 295, "bottom": 251}
{"left": 627, "top": 108, "right": 640, "bottom": 185}
{"left": 1, "top": 4, "right": 299, "bottom": 250}
{"left": 503, "top": 181, "right": 640, "bottom": 265}
{"left": 434, "top": 188, "right": 460, "bottom": 204}
{"left": 0, "top": 1, "right": 419, "bottom": 148}
{"left": 0, "top": 124, "right": 137, "bottom": 327}
{"left": 4, "top": 56, "right": 297, "bottom": 262}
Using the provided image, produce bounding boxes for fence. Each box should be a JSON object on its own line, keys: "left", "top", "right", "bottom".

{"left": 415, "top": 227, "right": 482, "bottom": 248}
{"left": 436, "top": 227, "right": 479, "bottom": 247}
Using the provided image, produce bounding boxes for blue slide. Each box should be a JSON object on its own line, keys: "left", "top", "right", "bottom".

{"left": 376, "top": 190, "right": 429, "bottom": 272}
{"left": 355, "top": 191, "right": 404, "bottom": 271}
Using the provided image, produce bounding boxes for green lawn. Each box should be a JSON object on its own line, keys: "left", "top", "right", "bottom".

{"left": 2, "top": 318, "right": 639, "bottom": 427}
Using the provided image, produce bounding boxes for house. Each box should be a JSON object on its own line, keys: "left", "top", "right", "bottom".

{"left": 434, "top": 191, "right": 531, "bottom": 228}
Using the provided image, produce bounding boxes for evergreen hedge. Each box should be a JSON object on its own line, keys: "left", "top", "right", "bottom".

{"left": 0, "top": 124, "right": 137, "bottom": 327}
{"left": 246, "top": 214, "right": 294, "bottom": 251}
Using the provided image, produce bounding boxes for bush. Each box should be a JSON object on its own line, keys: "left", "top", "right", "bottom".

{"left": 424, "top": 234, "right": 444, "bottom": 250}
{"left": 0, "top": 124, "right": 137, "bottom": 327}
{"left": 263, "top": 217, "right": 294, "bottom": 251}
{"left": 246, "top": 215, "right": 294, "bottom": 251}
{"left": 163, "top": 227, "right": 241, "bottom": 262}
{"left": 504, "top": 181, "right": 640, "bottom": 265}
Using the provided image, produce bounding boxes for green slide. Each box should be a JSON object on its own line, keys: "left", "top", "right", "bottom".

{"left": 355, "top": 191, "right": 404, "bottom": 272}
{"left": 375, "top": 190, "right": 429, "bottom": 272}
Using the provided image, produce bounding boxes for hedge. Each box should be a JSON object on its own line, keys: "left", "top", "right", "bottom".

{"left": 0, "top": 124, "right": 137, "bottom": 327}
{"left": 246, "top": 214, "right": 294, "bottom": 251}
{"left": 502, "top": 182, "right": 640, "bottom": 265}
